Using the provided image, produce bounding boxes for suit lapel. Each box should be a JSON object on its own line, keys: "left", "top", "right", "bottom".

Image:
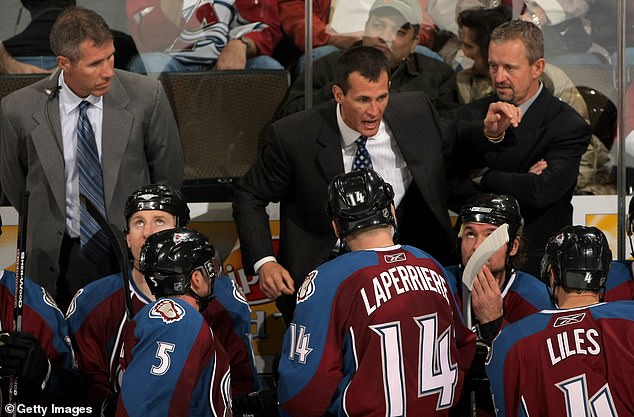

{"left": 31, "top": 72, "right": 66, "bottom": 213}
{"left": 100, "top": 71, "right": 133, "bottom": 211}
{"left": 315, "top": 102, "right": 345, "bottom": 181}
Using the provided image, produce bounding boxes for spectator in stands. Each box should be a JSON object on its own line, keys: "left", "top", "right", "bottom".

{"left": 233, "top": 45, "right": 521, "bottom": 326}
{"left": 518, "top": 0, "right": 611, "bottom": 65}
{"left": 66, "top": 184, "right": 259, "bottom": 411}
{"left": 0, "top": 6, "right": 184, "bottom": 312}
{"left": 126, "top": 0, "right": 283, "bottom": 72}
{"left": 449, "top": 20, "right": 591, "bottom": 278}
{"left": 279, "top": 0, "right": 440, "bottom": 74}
{"left": 0, "top": 0, "right": 73, "bottom": 73}
{"left": 0, "top": 0, "right": 138, "bottom": 73}
{"left": 456, "top": 6, "right": 614, "bottom": 195}
{"left": 277, "top": 0, "right": 460, "bottom": 118}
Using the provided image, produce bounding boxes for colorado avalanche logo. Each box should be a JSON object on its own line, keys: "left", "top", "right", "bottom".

{"left": 554, "top": 232, "right": 565, "bottom": 246}
{"left": 138, "top": 193, "right": 158, "bottom": 200}
{"left": 297, "top": 270, "right": 318, "bottom": 304}
{"left": 149, "top": 299, "right": 186, "bottom": 324}
{"left": 173, "top": 232, "right": 189, "bottom": 245}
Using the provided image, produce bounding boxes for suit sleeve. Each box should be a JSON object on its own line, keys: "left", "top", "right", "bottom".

{"left": 232, "top": 122, "right": 293, "bottom": 274}
{"left": 0, "top": 96, "right": 27, "bottom": 208}
{"left": 144, "top": 80, "right": 184, "bottom": 188}
{"left": 481, "top": 111, "right": 591, "bottom": 210}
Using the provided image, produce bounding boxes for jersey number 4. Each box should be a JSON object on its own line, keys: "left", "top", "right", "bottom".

{"left": 370, "top": 312, "right": 458, "bottom": 415}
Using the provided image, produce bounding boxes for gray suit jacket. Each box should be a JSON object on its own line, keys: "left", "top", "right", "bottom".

{"left": 0, "top": 69, "right": 184, "bottom": 294}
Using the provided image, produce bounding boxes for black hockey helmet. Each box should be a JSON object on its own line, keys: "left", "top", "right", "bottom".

{"left": 124, "top": 184, "right": 190, "bottom": 232}
{"left": 627, "top": 197, "right": 634, "bottom": 257}
{"left": 540, "top": 225, "right": 611, "bottom": 291}
{"left": 139, "top": 228, "right": 218, "bottom": 298}
{"left": 327, "top": 169, "right": 396, "bottom": 238}
{"left": 459, "top": 193, "right": 524, "bottom": 242}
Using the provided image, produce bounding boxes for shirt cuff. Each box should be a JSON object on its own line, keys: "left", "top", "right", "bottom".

{"left": 254, "top": 256, "right": 277, "bottom": 273}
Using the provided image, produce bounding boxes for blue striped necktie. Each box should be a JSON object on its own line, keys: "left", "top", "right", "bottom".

{"left": 77, "top": 100, "right": 109, "bottom": 263}
{"left": 352, "top": 135, "right": 373, "bottom": 171}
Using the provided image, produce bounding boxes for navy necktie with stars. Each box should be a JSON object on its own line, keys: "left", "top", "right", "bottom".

{"left": 352, "top": 135, "right": 373, "bottom": 171}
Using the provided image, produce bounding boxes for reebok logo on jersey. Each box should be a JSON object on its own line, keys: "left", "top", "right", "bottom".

{"left": 297, "top": 270, "right": 318, "bottom": 304}
{"left": 384, "top": 252, "right": 406, "bottom": 263}
{"left": 149, "top": 299, "right": 186, "bottom": 324}
{"left": 553, "top": 313, "right": 586, "bottom": 327}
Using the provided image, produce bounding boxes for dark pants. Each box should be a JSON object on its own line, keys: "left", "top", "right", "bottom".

{"left": 56, "top": 234, "right": 118, "bottom": 313}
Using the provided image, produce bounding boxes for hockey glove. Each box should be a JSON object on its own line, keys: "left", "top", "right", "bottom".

{"left": 0, "top": 332, "right": 51, "bottom": 395}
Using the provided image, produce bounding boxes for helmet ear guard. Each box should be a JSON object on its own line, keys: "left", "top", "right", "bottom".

{"left": 327, "top": 169, "right": 396, "bottom": 239}
{"left": 627, "top": 197, "right": 634, "bottom": 257}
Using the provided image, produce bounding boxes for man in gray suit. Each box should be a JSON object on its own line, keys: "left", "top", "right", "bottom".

{"left": 233, "top": 46, "right": 521, "bottom": 325}
{"left": 0, "top": 7, "right": 184, "bottom": 311}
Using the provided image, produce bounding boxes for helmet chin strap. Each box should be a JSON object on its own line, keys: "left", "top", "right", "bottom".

{"left": 187, "top": 287, "right": 214, "bottom": 312}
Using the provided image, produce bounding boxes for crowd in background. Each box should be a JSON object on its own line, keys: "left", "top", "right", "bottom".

{"left": 1, "top": 1, "right": 634, "bottom": 416}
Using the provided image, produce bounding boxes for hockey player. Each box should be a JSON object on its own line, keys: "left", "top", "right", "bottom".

{"left": 66, "top": 184, "right": 258, "bottom": 410}
{"left": 487, "top": 225, "right": 634, "bottom": 416}
{"left": 0, "top": 215, "right": 77, "bottom": 405}
{"left": 116, "top": 228, "right": 231, "bottom": 416}
{"left": 447, "top": 193, "right": 553, "bottom": 341}
{"left": 446, "top": 193, "right": 553, "bottom": 414}
{"left": 277, "top": 169, "right": 475, "bottom": 417}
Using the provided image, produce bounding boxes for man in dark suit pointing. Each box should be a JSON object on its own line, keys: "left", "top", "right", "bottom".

{"left": 233, "top": 46, "right": 520, "bottom": 324}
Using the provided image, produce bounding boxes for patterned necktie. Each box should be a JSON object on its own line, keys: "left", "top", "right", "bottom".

{"left": 352, "top": 135, "right": 373, "bottom": 171}
{"left": 77, "top": 100, "right": 109, "bottom": 263}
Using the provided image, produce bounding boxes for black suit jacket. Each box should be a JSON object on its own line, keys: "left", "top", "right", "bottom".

{"left": 233, "top": 91, "right": 482, "bottom": 320}
{"left": 450, "top": 87, "right": 592, "bottom": 275}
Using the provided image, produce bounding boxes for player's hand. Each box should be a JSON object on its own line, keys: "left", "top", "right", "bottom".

{"left": 0, "top": 332, "right": 51, "bottom": 392}
{"left": 471, "top": 265, "right": 503, "bottom": 324}
{"left": 529, "top": 158, "right": 548, "bottom": 175}
{"left": 215, "top": 39, "right": 249, "bottom": 70}
{"left": 258, "top": 261, "right": 295, "bottom": 300}
{"left": 483, "top": 101, "right": 522, "bottom": 138}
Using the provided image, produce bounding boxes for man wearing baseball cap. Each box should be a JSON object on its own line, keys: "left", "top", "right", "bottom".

{"left": 277, "top": 0, "right": 459, "bottom": 118}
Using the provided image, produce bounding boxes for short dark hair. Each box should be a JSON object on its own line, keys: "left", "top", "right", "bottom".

{"left": 457, "top": 5, "right": 511, "bottom": 63}
{"left": 49, "top": 6, "right": 113, "bottom": 62}
{"left": 490, "top": 19, "right": 544, "bottom": 64}
{"left": 334, "top": 46, "right": 391, "bottom": 94}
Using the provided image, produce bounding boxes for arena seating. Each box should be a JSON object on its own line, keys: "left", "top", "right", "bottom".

{"left": 0, "top": 70, "right": 290, "bottom": 203}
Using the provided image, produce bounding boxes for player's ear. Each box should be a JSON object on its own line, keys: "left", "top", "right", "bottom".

{"left": 190, "top": 270, "right": 204, "bottom": 291}
{"left": 331, "top": 220, "right": 342, "bottom": 239}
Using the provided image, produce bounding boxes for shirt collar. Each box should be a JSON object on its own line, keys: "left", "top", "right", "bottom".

{"left": 517, "top": 81, "right": 543, "bottom": 115}
{"left": 58, "top": 70, "right": 103, "bottom": 115}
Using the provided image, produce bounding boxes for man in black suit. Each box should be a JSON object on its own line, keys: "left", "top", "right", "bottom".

{"left": 233, "top": 46, "right": 520, "bottom": 324}
{"left": 449, "top": 20, "right": 591, "bottom": 277}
